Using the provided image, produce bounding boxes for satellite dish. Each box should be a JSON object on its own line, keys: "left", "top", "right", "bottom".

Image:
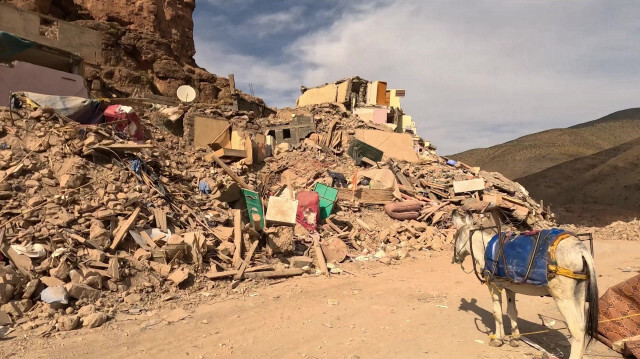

{"left": 176, "top": 85, "right": 197, "bottom": 103}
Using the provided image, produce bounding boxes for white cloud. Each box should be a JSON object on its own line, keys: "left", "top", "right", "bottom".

{"left": 195, "top": 0, "right": 640, "bottom": 154}
{"left": 249, "top": 6, "right": 306, "bottom": 37}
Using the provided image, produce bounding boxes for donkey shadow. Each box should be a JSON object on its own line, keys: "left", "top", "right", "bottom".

{"left": 458, "top": 297, "right": 571, "bottom": 356}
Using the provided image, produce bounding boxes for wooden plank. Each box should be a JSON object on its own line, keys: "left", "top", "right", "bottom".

{"left": 244, "top": 269, "right": 303, "bottom": 279}
{"left": 205, "top": 265, "right": 274, "bottom": 279}
{"left": 325, "top": 218, "right": 345, "bottom": 234}
{"left": 140, "top": 231, "right": 157, "bottom": 248}
{"left": 313, "top": 237, "right": 329, "bottom": 277}
{"left": 233, "top": 240, "right": 260, "bottom": 280}
{"left": 153, "top": 208, "right": 167, "bottom": 231}
{"left": 0, "top": 228, "right": 34, "bottom": 278}
{"left": 109, "top": 207, "right": 141, "bottom": 250}
{"left": 206, "top": 152, "right": 253, "bottom": 190}
{"left": 232, "top": 209, "right": 243, "bottom": 268}
{"left": 336, "top": 188, "right": 394, "bottom": 204}
{"left": 61, "top": 229, "right": 103, "bottom": 250}
{"left": 100, "top": 143, "right": 154, "bottom": 150}
{"left": 228, "top": 74, "right": 236, "bottom": 94}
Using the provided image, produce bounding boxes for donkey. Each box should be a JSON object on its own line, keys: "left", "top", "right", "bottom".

{"left": 451, "top": 211, "right": 598, "bottom": 359}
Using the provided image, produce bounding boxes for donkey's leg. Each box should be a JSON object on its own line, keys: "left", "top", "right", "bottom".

{"left": 488, "top": 287, "right": 504, "bottom": 347}
{"left": 551, "top": 278, "right": 586, "bottom": 359}
{"left": 505, "top": 290, "right": 520, "bottom": 347}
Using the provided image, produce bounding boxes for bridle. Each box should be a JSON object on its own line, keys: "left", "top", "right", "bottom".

{"left": 453, "top": 225, "right": 500, "bottom": 284}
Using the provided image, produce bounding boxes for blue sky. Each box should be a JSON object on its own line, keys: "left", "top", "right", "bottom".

{"left": 194, "top": 0, "right": 640, "bottom": 154}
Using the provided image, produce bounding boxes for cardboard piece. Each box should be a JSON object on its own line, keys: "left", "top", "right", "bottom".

{"left": 265, "top": 196, "right": 298, "bottom": 225}
{"left": 354, "top": 129, "right": 419, "bottom": 163}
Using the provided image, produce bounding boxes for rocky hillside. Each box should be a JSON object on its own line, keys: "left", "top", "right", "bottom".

{"left": 452, "top": 108, "right": 640, "bottom": 179}
{"left": 517, "top": 137, "right": 640, "bottom": 226}
{"left": 3, "top": 0, "right": 246, "bottom": 105}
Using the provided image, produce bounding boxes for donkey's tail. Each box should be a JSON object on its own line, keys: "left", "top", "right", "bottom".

{"left": 583, "top": 250, "right": 599, "bottom": 343}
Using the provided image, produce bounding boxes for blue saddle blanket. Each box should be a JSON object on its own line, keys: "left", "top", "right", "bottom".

{"left": 483, "top": 228, "right": 566, "bottom": 286}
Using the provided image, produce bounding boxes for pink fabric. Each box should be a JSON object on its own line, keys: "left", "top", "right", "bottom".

{"left": 296, "top": 191, "right": 319, "bottom": 231}
{"left": 103, "top": 105, "right": 145, "bottom": 140}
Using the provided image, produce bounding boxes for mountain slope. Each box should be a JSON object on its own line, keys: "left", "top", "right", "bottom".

{"left": 515, "top": 137, "right": 640, "bottom": 226}
{"left": 452, "top": 108, "right": 640, "bottom": 179}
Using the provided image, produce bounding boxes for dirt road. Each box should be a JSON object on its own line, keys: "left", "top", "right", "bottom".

{"left": 3, "top": 240, "right": 638, "bottom": 359}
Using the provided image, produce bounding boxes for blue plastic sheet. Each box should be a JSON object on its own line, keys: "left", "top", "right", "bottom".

{"left": 130, "top": 158, "right": 142, "bottom": 175}
{"left": 484, "top": 228, "right": 566, "bottom": 286}
{"left": 198, "top": 180, "right": 211, "bottom": 194}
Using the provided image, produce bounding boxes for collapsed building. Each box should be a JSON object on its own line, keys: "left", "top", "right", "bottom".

{"left": 0, "top": 0, "right": 556, "bottom": 337}
{"left": 297, "top": 77, "right": 418, "bottom": 135}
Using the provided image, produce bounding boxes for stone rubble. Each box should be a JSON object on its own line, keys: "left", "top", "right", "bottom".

{"left": 0, "top": 99, "right": 557, "bottom": 334}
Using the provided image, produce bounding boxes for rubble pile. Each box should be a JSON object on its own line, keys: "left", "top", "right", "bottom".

{"left": 0, "top": 99, "right": 554, "bottom": 334}
{"left": 563, "top": 219, "right": 640, "bottom": 241}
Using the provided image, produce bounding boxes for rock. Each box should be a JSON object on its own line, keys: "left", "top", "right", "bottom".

{"left": 27, "top": 196, "right": 46, "bottom": 207}
{"left": 216, "top": 241, "right": 235, "bottom": 257}
{"left": 289, "top": 256, "right": 313, "bottom": 269}
{"left": 167, "top": 267, "right": 190, "bottom": 285}
{"left": 1, "top": 299, "right": 33, "bottom": 317}
{"left": 265, "top": 226, "right": 294, "bottom": 255}
{"left": 0, "top": 283, "right": 15, "bottom": 304}
{"left": 67, "top": 284, "right": 101, "bottom": 301}
{"left": 320, "top": 237, "right": 349, "bottom": 263}
{"left": 59, "top": 315, "right": 80, "bottom": 331}
{"left": 275, "top": 142, "right": 291, "bottom": 154}
{"left": 40, "top": 276, "right": 65, "bottom": 287}
{"left": 386, "top": 250, "right": 400, "bottom": 260}
{"left": 50, "top": 261, "right": 72, "bottom": 280}
{"left": 379, "top": 257, "right": 392, "bottom": 265}
{"left": 24, "top": 179, "right": 40, "bottom": 188}
{"left": 123, "top": 293, "right": 141, "bottom": 304}
{"left": 378, "top": 229, "right": 390, "bottom": 242}
{"left": 82, "top": 312, "right": 108, "bottom": 328}
{"left": 77, "top": 305, "right": 96, "bottom": 318}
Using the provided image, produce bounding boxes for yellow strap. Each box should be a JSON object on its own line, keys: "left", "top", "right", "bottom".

{"left": 548, "top": 264, "right": 588, "bottom": 280}
{"left": 548, "top": 233, "right": 571, "bottom": 263}
{"left": 547, "top": 233, "right": 588, "bottom": 280}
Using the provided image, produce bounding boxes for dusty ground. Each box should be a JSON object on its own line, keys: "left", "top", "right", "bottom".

{"left": 2, "top": 240, "right": 638, "bottom": 359}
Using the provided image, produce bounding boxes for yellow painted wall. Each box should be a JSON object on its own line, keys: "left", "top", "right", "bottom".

{"left": 388, "top": 89, "right": 403, "bottom": 109}
{"left": 296, "top": 84, "right": 337, "bottom": 107}
{"left": 336, "top": 80, "right": 350, "bottom": 103}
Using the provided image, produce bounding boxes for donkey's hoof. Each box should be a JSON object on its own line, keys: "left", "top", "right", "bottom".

{"left": 488, "top": 339, "right": 503, "bottom": 347}
{"left": 508, "top": 338, "right": 520, "bottom": 347}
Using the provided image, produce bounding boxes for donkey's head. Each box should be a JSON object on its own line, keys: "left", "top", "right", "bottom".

{"left": 451, "top": 210, "right": 474, "bottom": 264}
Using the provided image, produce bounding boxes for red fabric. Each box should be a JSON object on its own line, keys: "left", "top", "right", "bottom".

{"left": 103, "top": 105, "right": 145, "bottom": 140}
{"left": 296, "top": 191, "right": 319, "bottom": 231}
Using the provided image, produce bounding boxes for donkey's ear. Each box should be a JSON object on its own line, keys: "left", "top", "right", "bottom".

{"left": 464, "top": 211, "right": 473, "bottom": 226}
{"left": 452, "top": 209, "right": 465, "bottom": 229}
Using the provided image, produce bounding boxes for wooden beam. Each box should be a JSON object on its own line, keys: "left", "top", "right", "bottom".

{"left": 207, "top": 152, "right": 253, "bottom": 190}
{"left": 232, "top": 209, "right": 243, "bottom": 268}
{"left": 109, "top": 207, "right": 141, "bottom": 250}
{"left": 233, "top": 240, "right": 260, "bottom": 280}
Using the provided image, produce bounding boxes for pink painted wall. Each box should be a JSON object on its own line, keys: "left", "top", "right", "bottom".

{"left": 372, "top": 108, "right": 387, "bottom": 124}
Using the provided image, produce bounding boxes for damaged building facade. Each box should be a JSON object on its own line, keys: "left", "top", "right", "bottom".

{"left": 296, "top": 76, "right": 418, "bottom": 135}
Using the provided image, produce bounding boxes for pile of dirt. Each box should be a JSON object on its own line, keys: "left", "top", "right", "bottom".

{"left": 451, "top": 108, "right": 640, "bottom": 179}
{"left": 0, "top": 98, "right": 554, "bottom": 334}
{"left": 517, "top": 137, "right": 640, "bottom": 226}
{"left": 563, "top": 219, "right": 640, "bottom": 241}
